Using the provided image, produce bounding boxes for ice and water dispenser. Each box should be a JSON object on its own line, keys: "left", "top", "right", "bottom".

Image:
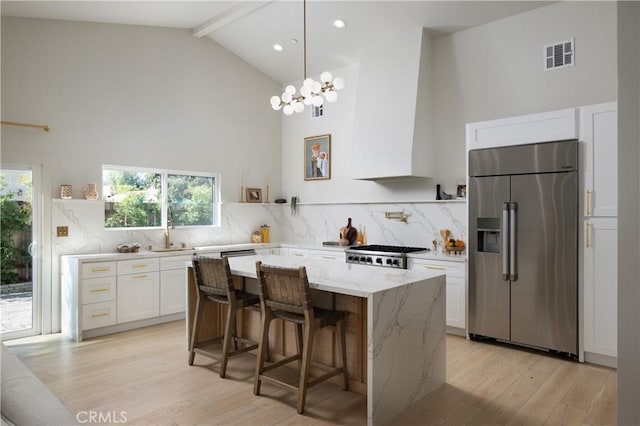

{"left": 476, "top": 217, "right": 501, "bottom": 253}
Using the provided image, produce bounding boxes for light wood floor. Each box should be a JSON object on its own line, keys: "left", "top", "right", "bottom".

{"left": 5, "top": 320, "right": 616, "bottom": 425}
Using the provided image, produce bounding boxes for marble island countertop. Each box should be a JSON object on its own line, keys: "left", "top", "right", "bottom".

{"left": 227, "top": 254, "right": 445, "bottom": 298}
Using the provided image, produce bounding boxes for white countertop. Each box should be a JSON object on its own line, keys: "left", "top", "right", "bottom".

{"left": 60, "top": 242, "right": 465, "bottom": 264}
{"left": 226, "top": 254, "right": 445, "bottom": 298}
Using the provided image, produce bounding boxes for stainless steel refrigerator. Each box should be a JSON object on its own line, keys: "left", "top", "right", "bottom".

{"left": 468, "top": 140, "right": 578, "bottom": 358}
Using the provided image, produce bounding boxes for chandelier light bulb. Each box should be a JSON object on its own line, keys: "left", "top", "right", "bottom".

{"left": 303, "top": 96, "right": 313, "bottom": 105}
{"left": 303, "top": 78, "right": 314, "bottom": 88}
{"left": 270, "top": 95, "right": 281, "bottom": 108}
{"left": 293, "top": 102, "right": 305, "bottom": 113}
{"left": 283, "top": 104, "right": 294, "bottom": 115}
{"left": 300, "top": 85, "right": 311, "bottom": 97}
{"left": 320, "top": 71, "right": 333, "bottom": 83}
{"left": 332, "top": 77, "right": 345, "bottom": 90}
{"left": 312, "top": 95, "right": 324, "bottom": 107}
{"left": 282, "top": 92, "right": 293, "bottom": 103}
{"left": 325, "top": 90, "right": 338, "bottom": 103}
{"left": 311, "top": 80, "right": 322, "bottom": 94}
{"left": 285, "top": 85, "right": 296, "bottom": 95}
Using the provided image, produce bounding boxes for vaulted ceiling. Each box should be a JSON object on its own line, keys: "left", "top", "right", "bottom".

{"left": 1, "top": 1, "right": 553, "bottom": 83}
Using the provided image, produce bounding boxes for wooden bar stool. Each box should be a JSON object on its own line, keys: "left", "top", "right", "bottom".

{"left": 189, "top": 255, "right": 260, "bottom": 378}
{"left": 254, "top": 261, "right": 349, "bottom": 414}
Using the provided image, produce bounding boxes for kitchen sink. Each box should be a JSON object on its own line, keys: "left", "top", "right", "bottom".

{"left": 150, "top": 247, "right": 195, "bottom": 252}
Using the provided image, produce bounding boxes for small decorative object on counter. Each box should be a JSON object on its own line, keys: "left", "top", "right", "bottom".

{"left": 432, "top": 238, "right": 439, "bottom": 251}
{"left": 339, "top": 217, "right": 358, "bottom": 246}
{"left": 260, "top": 224, "right": 270, "bottom": 243}
{"left": 290, "top": 196, "right": 298, "bottom": 215}
{"left": 60, "top": 184, "right": 72, "bottom": 199}
{"left": 440, "top": 229, "right": 465, "bottom": 254}
{"left": 117, "top": 243, "right": 140, "bottom": 253}
{"left": 83, "top": 183, "right": 99, "bottom": 200}
{"left": 251, "top": 231, "right": 262, "bottom": 243}
{"left": 436, "top": 184, "right": 442, "bottom": 200}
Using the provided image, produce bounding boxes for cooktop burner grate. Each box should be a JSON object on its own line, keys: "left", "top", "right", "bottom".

{"left": 347, "top": 245, "right": 428, "bottom": 254}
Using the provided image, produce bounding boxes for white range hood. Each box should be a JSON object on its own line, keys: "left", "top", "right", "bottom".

{"left": 351, "top": 27, "right": 433, "bottom": 181}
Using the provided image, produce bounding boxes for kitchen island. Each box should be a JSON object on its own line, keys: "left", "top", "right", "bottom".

{"left": 187, "top": 254, "right": 446, "bottom": 426}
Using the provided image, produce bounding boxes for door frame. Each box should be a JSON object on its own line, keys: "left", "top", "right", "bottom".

{"left": 1, "top": 163, "right": 43, "bottom": 339}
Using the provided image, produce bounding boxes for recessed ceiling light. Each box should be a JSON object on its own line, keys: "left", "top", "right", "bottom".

{"left": 273, "top": 44, "right": 283, "bottom": 51}
{"left": 333, "top": 19, "right": 346, "bottom": 29}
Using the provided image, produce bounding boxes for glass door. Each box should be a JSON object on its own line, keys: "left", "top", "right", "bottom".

{"left": 1, "top": 166, "right": 40, "bottom": 338}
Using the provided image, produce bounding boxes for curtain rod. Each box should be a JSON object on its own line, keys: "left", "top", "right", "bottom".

{"left": 1, "top": 120, "right": 51, "bottom": 132}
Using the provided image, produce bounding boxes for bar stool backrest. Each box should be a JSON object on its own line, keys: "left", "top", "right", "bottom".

{"left": 193, "top": 256, "right": 235, "bottom": 300}
{"left": 255, "top": 261, "right": 312, "bottom": 315}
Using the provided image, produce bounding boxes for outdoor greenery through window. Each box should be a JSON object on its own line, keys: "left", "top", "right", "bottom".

{"left": 102, "top": 166, "right": 218, "bottom": 229}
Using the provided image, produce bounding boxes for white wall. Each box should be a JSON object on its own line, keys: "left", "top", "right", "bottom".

{"left": 1, "top": 17, "right": 282, "bottom": 201}
{"left": 430, "top": 1, "right": 617, "bottom": 189}
{"left": 617, "top": 2, "right": 640, "bottom": 423}
{"left": 281, "top": 2, "right": 618, "bottom": 201}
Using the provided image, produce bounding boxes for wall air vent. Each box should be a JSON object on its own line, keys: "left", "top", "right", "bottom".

{"left": 311, "top": 104, "right": 324, "bottom": 119}
{"left": 544, "top": 39, "right": 574, "bottom": 70}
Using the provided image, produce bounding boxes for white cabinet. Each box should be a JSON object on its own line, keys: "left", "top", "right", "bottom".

{"left": 116, "top": 258, "right": 159, "bottom": 323}
{"left": 159, "top": 255, "right": 191, "bottom": 315}
{"left": 583, "top": 219, "right": 618, "bottom": 362}
{"left": 580, "top": 102, "right": 618, "bottom": 217}
{"left": 410, "top": 258, "right": 466, "bottom": 332}
{"left": 80, "top": 262, "right": 117, "bottom": 330}
{"left": 282, "top": 247, "right": 310, "bottom": 258}
{"left": 310, "top": 249, "right": 343, "bottom": 262}
{"left": 466, "top": 108, "right": 577, "bottom": 151}
{"left": 579, "top": 102, "right": 618, "bottom": 366}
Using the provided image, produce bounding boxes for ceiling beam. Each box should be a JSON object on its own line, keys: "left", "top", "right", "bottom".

{"left": 192, "top": 1, "right": 272, "bottom": 38}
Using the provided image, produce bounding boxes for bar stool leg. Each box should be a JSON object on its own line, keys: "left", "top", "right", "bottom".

{"left": 297, "top": 322, "right": 315, "bottom": 414}
{"left": 189, "top": 295, "right": 204, "bottom": 365}
{"left": 254, "top": 312, "right": 272, "bottom": 395}
{"left": 337, "top": 321, "right": 349, "bottom": 391}
{"left": 220, "top": 304, "right": 236, "bottom": 378}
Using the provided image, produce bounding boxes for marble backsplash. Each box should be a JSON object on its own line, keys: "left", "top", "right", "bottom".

{"left": 52, "top": 200, "right": 468, "bottom": 255}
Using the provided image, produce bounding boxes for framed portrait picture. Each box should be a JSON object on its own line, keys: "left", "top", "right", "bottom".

{"left": 246, "top": 188, "right": 262, "bottom": 203}
{"left": 304, "top": 134, "right": 331, "bottom": 180}
{"left": 456, "top": 184, "right": 467, "bottom": 199}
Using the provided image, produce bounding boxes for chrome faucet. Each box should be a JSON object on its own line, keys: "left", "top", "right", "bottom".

{"left": 165, "top": 205, "right": 175, "bottom": 249}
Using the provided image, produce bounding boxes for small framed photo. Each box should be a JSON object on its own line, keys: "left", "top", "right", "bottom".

{"left": 456, "top": 184, "right": 467, "bottom": 199}
{"left": 246, "top": 188, "right": 262, "bottom": 203}
{"left": 304, "top": 134, "right": 331, "bottom": 180}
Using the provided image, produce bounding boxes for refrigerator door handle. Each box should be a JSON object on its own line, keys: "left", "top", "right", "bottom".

{"left": 502, "top": 202, "right": 510, "bottom": 280}
{"left": 509, "top": 202, "right": 518, "bottom": 281}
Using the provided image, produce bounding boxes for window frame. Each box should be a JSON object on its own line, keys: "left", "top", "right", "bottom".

{"left": 102, "top": 164, "right": 221, "bottom": 230}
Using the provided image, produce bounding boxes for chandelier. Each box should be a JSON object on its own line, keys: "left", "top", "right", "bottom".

{"left": 270, "top": 0, "right": 345, "bottom": 115}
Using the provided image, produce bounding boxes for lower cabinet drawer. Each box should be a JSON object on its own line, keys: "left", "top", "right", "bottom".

{"left": 410, "top": 259, "right": 465, "bottom": 278}
{"left": 82, "top": 301, "right": 117, "bottom": 330}
{"left": 81, "top": 276, "right": 116, "bottom": 304}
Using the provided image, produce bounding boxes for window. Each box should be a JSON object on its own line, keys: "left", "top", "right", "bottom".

{"left": 102, "top": 166, "right": 219, "bottom": 229}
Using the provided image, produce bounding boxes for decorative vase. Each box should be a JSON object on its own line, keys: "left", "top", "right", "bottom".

{"left": 84, "top": 183, "right": 99, "bottom": 200}
{"left": 60, "top": 184, "right": 73, "bottom": 199}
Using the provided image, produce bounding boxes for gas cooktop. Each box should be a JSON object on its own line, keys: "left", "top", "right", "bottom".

{"left": 345, "top": 245, "right": 429, "bottom": 268}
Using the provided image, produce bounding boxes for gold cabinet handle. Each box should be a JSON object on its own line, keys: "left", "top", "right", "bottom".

{"left": 91, "top": 288, "right": 109, "bottom": 293}
{"left": 132, "top": 274, "right": 148, "bottom": 279}
{"left": 131, "top": 263, "right": 149, "bottom": 269}
{"left": 585, "top": 222, "right": 591, "bottom": 248}
{"left": 91, "top": 313, "right": 108, "bottom": 318}
{"left": 91, "top": 267, "right": 110, "bottom": 273}
{"left": 293, "top": 253, "right": 304, "bottom": 257}
{"left": 585, "top": 190, "right": 592, "bottom": 216}
{"left": 321, "top": 255, "right": 336, "bottom": 260}
{"left": 424, "top": 265, "right": 446, "bottom": 270}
